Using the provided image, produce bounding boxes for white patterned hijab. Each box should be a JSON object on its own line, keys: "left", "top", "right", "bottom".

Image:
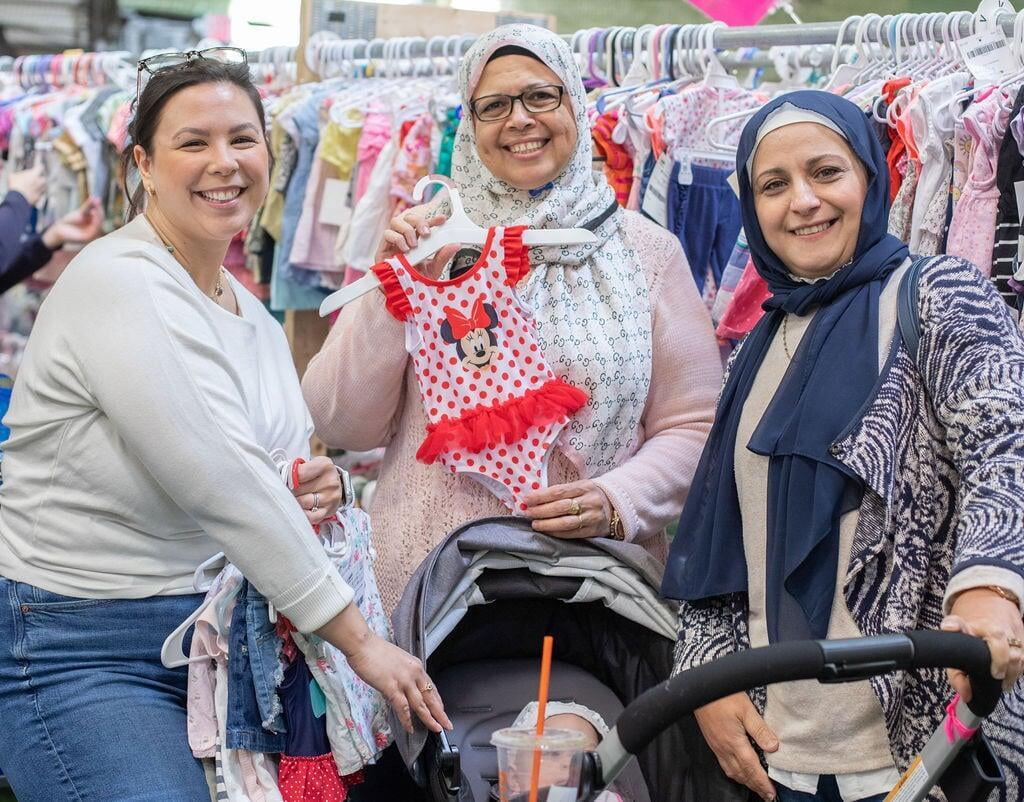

{"left": 451, "top": 25, "right": 653, "bottom": 478}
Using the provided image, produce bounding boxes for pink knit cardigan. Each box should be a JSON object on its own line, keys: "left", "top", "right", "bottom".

{"left": 302, "top": 212, "right": 724, "bottom": 613}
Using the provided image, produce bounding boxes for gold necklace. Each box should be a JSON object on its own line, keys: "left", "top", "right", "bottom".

{"left": 145, "top": 215, "right": 224, "bottom": 300}
{"left": 782, "top": 315, "right": 792, "bottom": 360}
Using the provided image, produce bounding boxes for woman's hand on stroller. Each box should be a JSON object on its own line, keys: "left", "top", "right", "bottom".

{"left": 694, "top": 691, "right": 779, "bottom": 802}
{"left": 942, "top": 586, "right": 1024, "bottom": 697}
{"left": 318, "top": 604, "right": 454, "bottom": 734}
{"left": 523, "top": 479, "right": 612, "bottom": 539}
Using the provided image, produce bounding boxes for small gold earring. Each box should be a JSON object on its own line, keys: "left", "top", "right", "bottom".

{"left": 145, "top": 184, "right": 155, "bottom": 196}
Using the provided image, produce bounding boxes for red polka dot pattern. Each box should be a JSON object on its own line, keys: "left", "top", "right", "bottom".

{"left": 375, "top": 226, "right": 585, "bottom": 510}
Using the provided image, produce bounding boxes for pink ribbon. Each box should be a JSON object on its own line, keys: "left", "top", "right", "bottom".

{"left": 944, "top": 694, "right": 979, "bottom": 743}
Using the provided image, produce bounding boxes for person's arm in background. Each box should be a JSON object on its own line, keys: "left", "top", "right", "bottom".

{"left": 0, "top": 164, "right": 46, "bottom": 270}
{"left": 0, "top": 164, "right": 104, "bottom": 294}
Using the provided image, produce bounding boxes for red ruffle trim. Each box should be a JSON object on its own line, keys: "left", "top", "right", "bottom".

{"left": 502, "top": 225, "right": 529, "bottom": 287}
{"left": 370, "top": 262, "right": 412, "bottom": 321}
{"left": 416, "top": 377, "right": 587, "bottom": 463}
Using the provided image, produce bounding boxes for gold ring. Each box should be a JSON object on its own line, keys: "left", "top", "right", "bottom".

{"left": 1008, "top": 636, "right": 1023, "bottom": 649}
{"left": 420, "top": 683, "right": 434, "bottom": 693}
{"left": 575, "top": 513, "right": 584, "bottom": 530}
{"left": 568, "top": 498, "right": 582, "bottom": 516}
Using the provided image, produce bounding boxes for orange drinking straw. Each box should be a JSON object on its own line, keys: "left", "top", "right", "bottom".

{"left": 529, "top": 635, "right": 555, "bottom": 802}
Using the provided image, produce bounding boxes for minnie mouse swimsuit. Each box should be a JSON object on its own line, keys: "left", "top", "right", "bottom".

{"left": 371, "top": 226, "right": 587, "bottom": 511}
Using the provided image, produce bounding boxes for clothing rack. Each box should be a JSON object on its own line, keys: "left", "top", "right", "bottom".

{"left": 305, "top": 9, "right": 1020, "bottom": 78}
{"left": 282, "top": 3, "right": 1024, "bottom": 377}
{"left": 4, "top": 47, "right": 296, "bottom": 91}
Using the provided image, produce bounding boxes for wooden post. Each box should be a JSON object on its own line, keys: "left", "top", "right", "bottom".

{"left": 284, "top": 0, "right": 330, "bottom": 386}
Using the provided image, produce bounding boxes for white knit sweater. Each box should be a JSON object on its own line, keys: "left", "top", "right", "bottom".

{"left": 0, "top": 216, "right": 353, "bottom": 632}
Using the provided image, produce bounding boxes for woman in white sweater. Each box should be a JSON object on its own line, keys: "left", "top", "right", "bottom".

{"left": 0, "top": 54, "right": 448, "bottom": 802}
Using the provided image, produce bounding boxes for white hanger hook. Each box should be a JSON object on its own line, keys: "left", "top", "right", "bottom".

{"left": 413, "top": 175, "right": 464, "bottom": 216}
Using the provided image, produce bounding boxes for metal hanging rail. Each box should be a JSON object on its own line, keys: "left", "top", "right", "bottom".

{"left": 318, "top": 10, "right": 1018, "bottom": 63}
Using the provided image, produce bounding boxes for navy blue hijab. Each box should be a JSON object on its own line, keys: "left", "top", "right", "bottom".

{"left": 662, "top": 91, "right": 909, "bottom": 642}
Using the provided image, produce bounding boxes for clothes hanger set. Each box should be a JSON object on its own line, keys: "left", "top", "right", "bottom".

{"left": 10, "top": 51, "right": 135, "bottom": 91}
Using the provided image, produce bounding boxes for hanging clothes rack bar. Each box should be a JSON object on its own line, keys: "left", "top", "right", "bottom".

{"left": 317, "top": 11, "right": 1016, "bottom": 61}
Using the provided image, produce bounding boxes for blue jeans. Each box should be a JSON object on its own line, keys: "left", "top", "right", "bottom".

{"left": 775, "top": 774, "right": 887, "bottom": 802}
{"left": 225, "top": 579, "right": 286, "bottom": 752}
{"left": 0, "top": 577, "right": 210, "bottom": 801}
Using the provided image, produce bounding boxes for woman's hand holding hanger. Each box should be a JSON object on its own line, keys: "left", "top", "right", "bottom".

{"left": 289, "top": 456, "right": 344, "bottom": 527}
{"left": 377, "top": 204, "right": 462, "bottom": 278}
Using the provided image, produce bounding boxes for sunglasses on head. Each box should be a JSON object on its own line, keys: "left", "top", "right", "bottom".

{"left": 135, "top": 46, "right": 247, "bottom": 97}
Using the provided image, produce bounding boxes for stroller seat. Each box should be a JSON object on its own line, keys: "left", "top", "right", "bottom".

{"left": 435, "top": 657, "right": 651, "bottom": 802}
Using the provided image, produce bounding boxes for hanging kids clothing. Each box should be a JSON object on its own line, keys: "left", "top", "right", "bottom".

{"left": 370, "top": 225, "right": 588, "bottom": 511}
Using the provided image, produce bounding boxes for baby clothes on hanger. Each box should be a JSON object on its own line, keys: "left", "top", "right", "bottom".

{"left": 354, "top": 111, "right": 392, "bottom": 204}
{"left": 991, "top": 85, "right": 1024, "bottom": 309}
{"left": 291, "top": 509, "right": 392, "bottom": 775}
{"left": 370, "top": 225, "right": 588, "bottom": 511}
{"left": 642, "top": 83, "right": 758, "bottom": 297}
{"left": 591, "top": 107, "right": 633, "bottom": 206}
{"left": 277, "top": 651, "right": 355, "bottom": 802}
{"left": 907, "top": 73, "right": 968, "bottom": 255}
{"left": 881, "top": 78, "right": 913, "bottom": 202}
{"left": 950, "top": 114, "right": 973, "bottom": 215}
{"left": 391, "top": 113, "right": 434, "bottom": 213}
{"left": 946, "top": 88, "right": 1012, "bottom": 277}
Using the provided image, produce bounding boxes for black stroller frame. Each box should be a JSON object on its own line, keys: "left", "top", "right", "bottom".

{"left": 580, "top": 630, "right": 1004, "bottom": 802}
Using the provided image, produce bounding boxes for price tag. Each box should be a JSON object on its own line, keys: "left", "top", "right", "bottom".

{"left": 318, "top": 178, "right": 352, "bottom": 227}
{"left": 641, "top": 154, "right": 673, "bottom": 228}
{"left": 677, "top": 155, "right": 693, "bottom": 186}
{"left": 958, "top": 29, "right": 1017, "bottom": 83}
{"left": 884, "top": 756, "right": 930, "bottom": 802}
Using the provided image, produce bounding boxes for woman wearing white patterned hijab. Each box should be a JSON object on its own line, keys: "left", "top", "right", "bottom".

{"left": 304, "top": 25, "right": 721, "bottom": 609}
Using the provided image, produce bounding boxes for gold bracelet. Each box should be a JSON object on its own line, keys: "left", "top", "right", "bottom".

{"left": 981, "top": 584, "right": 1023, "bottom": 610}
{"left": 609, "top": 508, "right": 625, "bottom": 541}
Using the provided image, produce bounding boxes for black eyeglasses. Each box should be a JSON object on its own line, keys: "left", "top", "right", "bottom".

{"left": 136, "top": 47, "right": 247, "bottom": 97}
{"left": 469, "top": 84, "right": 565, "bottom": 122}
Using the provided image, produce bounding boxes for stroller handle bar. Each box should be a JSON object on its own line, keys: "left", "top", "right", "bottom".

{"left": 590, "top": 631, "right": 999, "bottom": 793}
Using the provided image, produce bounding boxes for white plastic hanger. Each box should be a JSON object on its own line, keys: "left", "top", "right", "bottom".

{"left": 318, "top": 176, "right": 598, "bottom": 317}
{"left": 159, "top": 553, "right": 231, "bottom": 668}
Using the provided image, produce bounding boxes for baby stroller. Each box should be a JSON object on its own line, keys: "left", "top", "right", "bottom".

{"left": 580, "top": 629, "right": 1006, "bottom": 802}
{"left": 390, "top": 517, "right": 744, "bottom": 802}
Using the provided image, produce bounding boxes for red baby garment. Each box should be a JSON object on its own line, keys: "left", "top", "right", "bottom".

{"left": 371, "top": 225, "right": 587, "bottom": 511}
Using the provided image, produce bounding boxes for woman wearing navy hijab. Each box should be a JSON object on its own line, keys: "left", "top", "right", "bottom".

{"left": 663, "top": 91, "right": 1024, "bottom": 802}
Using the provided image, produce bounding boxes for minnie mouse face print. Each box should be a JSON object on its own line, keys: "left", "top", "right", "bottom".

{"left": 440, "top": 296, "right": 500, "bottom": 371}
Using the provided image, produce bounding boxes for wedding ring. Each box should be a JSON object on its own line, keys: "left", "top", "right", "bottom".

{"left": 420, "top": 683, "right": 435, "bottom": 693}
{"left": 575, "top": 513, "right": 584, "bottom": 530}
{"left": 1008, "top": 636, "right": 1023, "bottom": 648}
{"left": 311, "top": 492, "right": 320, "bottom": 513}
{"left": 568, "top": 498, "right": 582, "bottom": 516}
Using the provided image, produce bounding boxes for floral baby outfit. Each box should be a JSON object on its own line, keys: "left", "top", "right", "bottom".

{"left": 371, "top": 225, "right": 588, "bottom": 511}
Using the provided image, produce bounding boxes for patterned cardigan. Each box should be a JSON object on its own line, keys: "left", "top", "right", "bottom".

{"left": 673, "top": 255, "right": 1024, "bottom": 799}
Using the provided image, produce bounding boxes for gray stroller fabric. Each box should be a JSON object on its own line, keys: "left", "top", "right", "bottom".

{"left": 390, "top": 517, "right": 746, "bottom": 802}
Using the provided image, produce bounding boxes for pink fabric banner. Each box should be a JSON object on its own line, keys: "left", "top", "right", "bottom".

{"left": 685, "top": 0, "right": 776, "bottom": 26}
